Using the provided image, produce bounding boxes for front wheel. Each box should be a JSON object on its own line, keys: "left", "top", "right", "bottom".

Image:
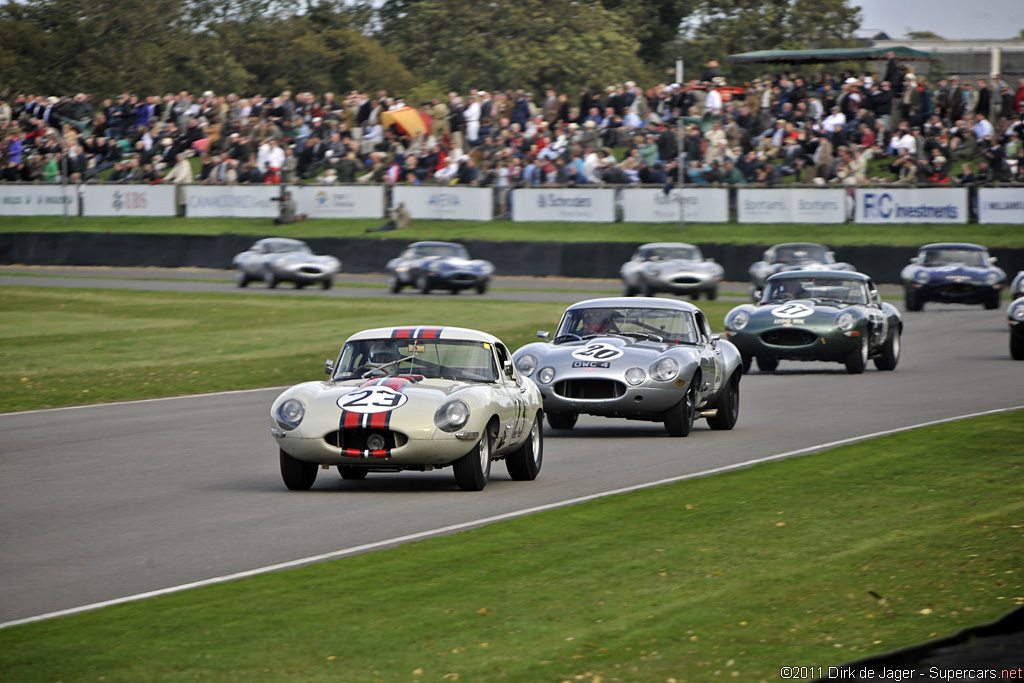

{"left": 235, "top": 270, "right": 250, "bottom": 288}
{"left": 264, "top": 270, "right": 279, "bottom": 289}
{"left": 904, "top": 287, "right": 923, "bottom": 312}
{"left": 756, "top": 355, "right": 778, "bottom": 373}
{"left": 280, "top": 449, "right": 317, "bottom": 490}
{"left": 320, "top": 278, "right": 332, "bottom": 290}
{"left": 706, "top": 374, "right": 739, "bottom": 430}
{"left": 546, "top": 411, "right": 578, "bottom": 430}
{"left": 476, "top": 281, "right": 488, "bottom": 295}
{"left": 416, "top": 273, "right": 431, "bottom": 294}
{"left": 665, "top": 382, "right": 697, "bottom": 437}
{"left": 506, "top": 415, "right": 543, "bottom": 481}
{"left": 388, "top": 274, "right": 402, "bottom": 293}
{"left": 706, "top": 287, "right": 718, "bottom": 301}
{"left": 622, "top": 282, "right": 637, "bottom": 297}
{"left": 453, "top": 425, "right": 492, "bottom": 491}
{"left": 845, "top": 337, "right": 869, "bottom": 374}
{"left": 1010, "top": 334, "right": 1024, "bottom": 360}
{"left": 337, "top": 466, "right": 367, "bottom": 480}
{"left": 984, "top": 295, "right": 1000, "bottom": 310}
{"left": 873, "top": 327, "right": 901, "bottom": 371}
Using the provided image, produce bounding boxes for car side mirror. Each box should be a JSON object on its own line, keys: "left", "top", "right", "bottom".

{"left": 705, "top": 257, "right": 714, "bottom": 263}
{"left": 325, "top": 359, "right": 334, "bottom": 377}
{"left": 990, "top": 256, "right": 998, "bottom": 263}
{"left": 503, "top": 359, "right": 516, "bottom": 380}
{"left": 910, "top": 256, "right": 919, "bottom": 264}
{"left": 537, "top": 331, "right": 550, "bottom": 340}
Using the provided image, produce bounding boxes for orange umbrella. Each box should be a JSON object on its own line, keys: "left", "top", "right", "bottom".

{"left": 380, "top": 107, "right": 432, "bottom": 137}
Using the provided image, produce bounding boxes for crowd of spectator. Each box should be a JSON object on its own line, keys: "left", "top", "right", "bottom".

{"left": 2, "top": 53, "right": 1024, "bottom": 203}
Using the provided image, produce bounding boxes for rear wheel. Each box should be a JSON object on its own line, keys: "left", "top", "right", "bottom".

{"left": 756, "top": 355, "right": 778, "bottom": 373}
{"left": 874, "top": 327, "right": 901, "bottom": 371}
{"left": 622, "top": 282, "right": 637, "bottom": 297}
{"left": 416, "top": 273, "right": 431, "bottom": 294}
{"left": 546, "top": 411, "right": 578, "bottom": 430}
{"left": 337, "top": 466, "right": 367, "bottom": 480}
{"left": 235, "top": 270, "right": 250, "bottom": 288}
{"left": 984, "top": 294, "right": 1000, "bottom": 310}
{"left": 280, "top": 449, "right": 317, "bottom": 490}
{"left": 388, "top": 274, "right": 402, "bottom": 293}
{"left": 264, "top": 271, "right": 279, "bottom": 289}
{"left": 476, "top": 281, "right": 489, "bottom": 295}
{"left": 845, "top": 337, "right": 869, "bottom": 374}
{"left": 320, "top": 278, "right": 332, "bottom": 290}
{"left": 453, "top": 424, "right": 493, "bottom": 491}
{"left": 706, "top": 375, "right": 739, "bottom": 430}
{"left": 506, "top": 415, "right": 543, "bottom": 481}
{"left": 665, "top": 382, "right": 697, "bottom": 437}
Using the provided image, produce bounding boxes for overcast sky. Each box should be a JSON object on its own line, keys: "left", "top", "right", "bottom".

{"left": 855, "top": 0, "right": 1024, "bottom": 40}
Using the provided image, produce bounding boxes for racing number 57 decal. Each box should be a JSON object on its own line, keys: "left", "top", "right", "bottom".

{"left": 338, "top": 386, "right": 409, "bottom": 414}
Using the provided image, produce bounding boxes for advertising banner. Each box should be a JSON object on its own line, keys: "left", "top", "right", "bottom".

{"left": 185, "top": 185, "right": 281, "bottom": 218}
{"left": 392, "top": 186, "right": 492, "bottom": 221}
{"left": 977, "top": 188, "right": 1024, "bottom": 224}
{"left": 83, "top": 184, "right": 176, "bottom": 217}
{"left": 738, "top": 188, "right": 847, "bottom": 224}
{"left": 855, "top": 188, "right": 967, "bottom": 224}
{"left": 621, "top": 188, "right": 729, "bottom": 223}
{"left": 293, "top": 185, "right": 385, "bottom": 219}
{"left": 512, "top": 188, "right": 616, "bottom": 223}
{"left": 0, "top": 185, "right": 76, "bottom": 216}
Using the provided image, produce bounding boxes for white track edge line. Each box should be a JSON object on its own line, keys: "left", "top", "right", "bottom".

{"left": 0, "top": 386, "right": 289, "bottom": 417}
{"left": 2, "top": 404, "right": 1020, "bottom": 630}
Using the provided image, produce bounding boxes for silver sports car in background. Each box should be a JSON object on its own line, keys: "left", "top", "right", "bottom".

{"left": 620, "top": 242, "right": 725, "bottom": 300}
{"left": 513, "top": 297, "right": 743, "bottom": 436}
{"left": 386, "top": 241, "right": 494, "bottom": 295}
{"left": 232, "top": 237, "right": 341, "bottom": 289}
{"left": 271, "top": 325, "right": 543, "bottom": 491}
{"left": 748, "top": 242, "right": 854, "bottom": 301}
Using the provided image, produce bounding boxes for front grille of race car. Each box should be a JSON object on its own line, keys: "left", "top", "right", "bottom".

{"left": 299, "top": 266, "right": 324, "bottom": 275}
{"left": 761, "top": 328, "right": 818, "bottom": 346}
{"left": 447, "top": 272, "right": 478, "bottom": 283}
{"left": 671, "top": 275, "right": 702, "bottom": 285}
{"left": 553, "top": 379, "right": 626, "bottom": 400}
{"left": 325, "top": 428, "right": 407, "bottom": 450}
{"left": 935, "top": 282, "right": 980, "bottom": 297}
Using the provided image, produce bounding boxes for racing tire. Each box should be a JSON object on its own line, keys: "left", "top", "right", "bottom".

{"left": 984, "top": 295, "right": 1000, "bottom": 310}
{"left": 904, "top": 287, "right": 923, "bottom": 312}
{"left": 740, "top": 353, "right": 753, "bottom": 375}
{"left": 707, "top": 288, "right": 718, "bottom": 301}
{"left": 388, "top": 275, "right": 402, "bottom": 294}
{"left": 756, "top": 355, "right": 779, "bottom": 373}
{"left": 546, "top": 411, "right": 578, "bottom": 430}
{"left": 706, "top": 374, "right": 740, "bottom": 431}
{"left": 235, "top": 270, "right": 250, "bottom": 288}
{"left": 1011, "top": 335, "right": 1024, "bottom": 361}
{"left": 639, "top": 281, "right": 654, "bottom": 297}
{"left": 337, "top": 466, "right": 368, "bottom": 480}
{"left": 873, "top": 327, "right": 901, "bottom": 371}
{"left": 844, "top": 337, "right": 869, "bottom": 374}
{"left": 295, "top": 282, "right": 307, "bottom": 289}
{"left": 320, "top": 278, "right": 332, "bottom": 290}
{"left": 622, "top": 283, "right": 637, "bottom": 297}
{"left": 453, "top": 423, "right": 493, "bottom": 491}
{"left": 476, "top": 281, "right": 488, "bottom": 295}
{"left": 416, "top": 274, "right": 432, "bottom": 294}
{"left": 506, "top": 415, "right": 543, "bottom": 481}
{"left": 664, "top": 382, "right": 697, "bottom": 437}
{"left": 264, "top": 271, "right": 279, "bottom": 289}
{"left": 280, "top": 449, "right": 317, "bottom": 490}
{"left": 450, "top": 288, "right": 459, "bottom": 295}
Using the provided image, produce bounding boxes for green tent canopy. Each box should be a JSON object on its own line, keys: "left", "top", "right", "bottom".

{"left": 727, "top": 46, "right": 936, "bottom": 64}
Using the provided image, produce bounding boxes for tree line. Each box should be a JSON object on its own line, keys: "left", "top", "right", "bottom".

{"left": 0, "top": 0, "right": 861, "bottom": 101}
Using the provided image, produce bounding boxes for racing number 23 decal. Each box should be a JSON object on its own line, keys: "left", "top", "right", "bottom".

{"left": 571, "top": 342, "right": 624, "bottom": 362}
{"left": 338, "top": 386, "right": 409, "bottom": 414}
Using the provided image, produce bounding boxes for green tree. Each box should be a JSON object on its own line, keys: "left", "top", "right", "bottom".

{"left": 904, "top": 31, "right": 944, "bottom": 40}
{"left": 680, "top": 0, "right": 861, "bottom": 82}
{"left": 597, "top": 0, "right": 698, "bottom": 68}
{"left": 377, "top": 0, "right": 649, "bottom": 94}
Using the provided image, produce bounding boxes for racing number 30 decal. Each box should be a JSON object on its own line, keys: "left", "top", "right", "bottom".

{"left": 338, "top": 386, "right": 409, "bottom": 413}
{"left": 571, "top": 342, "right": 624, "bottom": 362}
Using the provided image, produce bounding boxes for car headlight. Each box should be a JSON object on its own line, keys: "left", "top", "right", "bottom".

{"left": 727, "top": 310, "right": 749, "bottom": 331}
{"left": 515, "top": 354, "right": 537, "bottom": 376}
{"left": 479, "top": 262, "right": 494, "bottom": 276}
{"left": 427, "top": 261, "right": 444, "bottom": 273}
{"left": 835, "top": 312, "right": 856, "bottom": 332}
{"left": 434, "top": 399, "right": 470, "bottom": 432}
{"left": 644, "top": 264, "right": 660, "bottom": 277}
{"left": 914, "top": 270, "right": 930, "bottom": 284}
{"left": 275, "top": 398, "right": 305, "bottom": 430}
{"left": 985, "top": 272, "right": 1001, "bottom": 285}
{"left": 649, "top": 357, "right": 679, "bottom": 382}
{"left": 624, "top": 367, "right": 646, "bottom": 385}
{"left": 537, "top": 367, "right": 555, "bottom": 384}
{"left": 1012, "top": 305, "right": 1024, "bottom": 321}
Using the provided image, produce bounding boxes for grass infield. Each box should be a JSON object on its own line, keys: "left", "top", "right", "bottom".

{"left": 2, "top": 215, "right": 1023, "bottom": 248}
{"left": 0, "top": 410, "right": 1020, "bottom": 682}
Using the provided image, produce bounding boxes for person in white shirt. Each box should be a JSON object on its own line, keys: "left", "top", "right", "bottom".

{"left": 463, "top": 96, "right": 481, "bottom": 146}
{"left": 703, "top": 84, "right": 723, "bottom": 117}
{"left": 972, "top": 113, "right": 994, "bottom": 141}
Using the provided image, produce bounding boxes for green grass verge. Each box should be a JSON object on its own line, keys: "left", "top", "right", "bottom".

{"left": 3, "top": 215, "right": 1023, "bottom": 247}
{"left": 1, "top": 410, "right": 1021, "bottom": 682}
{"left": 0, "top": 287, "right": 737, "bottom": 413}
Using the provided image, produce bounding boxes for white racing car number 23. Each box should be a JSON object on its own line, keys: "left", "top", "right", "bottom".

{"left": 337, "top": 386, "right": 409, "bottom": 414}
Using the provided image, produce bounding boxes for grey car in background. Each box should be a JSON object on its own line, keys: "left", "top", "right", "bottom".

{"left": 748, "top": 242, "right": 855, "bottom": 301}
{"left": 620, "top": 242, "right": 724, "bottom": 300}
{"left": 232, "top": 238, "right": 342, "bottom": 290}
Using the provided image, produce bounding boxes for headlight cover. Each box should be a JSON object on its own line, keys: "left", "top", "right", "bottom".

{"left": 276, "top": 398, "right": 306, "bottom": 430}
{"left": 625, "top": 367, "right": 646, "bottom": 385}
{"left": 427, "top": 261, "right": 444, "bottom": 273}
{"left": 835, "top": 312, "right": 856, "bottom": 332}
{"left": 649, "top": 357, "right": 679, "bottom": 382}
{"left": 914, "top": 270, "right": 930, "bottom": 284}
{"left": 537, "top": 366, "right": 555, "bottom": 384}
{"left": 1012, "top": 305, "right": 1024, "bottom": 321}
{"left": 434, "top": 399, "right": 470, "bottom": 432}
{"left": 644, "top": 264, "right": 660, "bottom": 277}
{"left": 515, "top": 354, "right": 538, "bottom": 376}
{"left": 984, "top": 272, "right": 1001, "bottom": 285}
{"left": 727, "top": 310, "right": 750, "bottom": 331}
